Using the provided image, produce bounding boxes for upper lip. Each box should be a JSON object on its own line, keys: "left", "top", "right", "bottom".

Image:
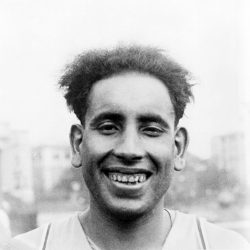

{"left": 102, "top": 166, "right": 153, "bottom": 176}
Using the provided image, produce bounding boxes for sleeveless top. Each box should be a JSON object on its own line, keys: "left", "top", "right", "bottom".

{"left": 6, "top": 210, "right": 250, "bottom": 250}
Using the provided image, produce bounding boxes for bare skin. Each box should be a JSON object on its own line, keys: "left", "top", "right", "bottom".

{"left": 79, "top": 198, "right": 171, "bottom": 250}
{"left": 71, "top": 72, "right": 188, "bottom": 249}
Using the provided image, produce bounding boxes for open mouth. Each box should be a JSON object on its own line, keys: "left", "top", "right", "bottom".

{"left": 103, "top": 170, "right": 152, "bottom": 185}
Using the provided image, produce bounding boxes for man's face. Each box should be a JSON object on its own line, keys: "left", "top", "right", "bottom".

{"left": 76, "top": 72, "right": 182, "bottom": 218}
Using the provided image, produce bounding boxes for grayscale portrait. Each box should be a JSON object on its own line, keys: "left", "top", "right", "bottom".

{"left": 0, "top": 0, "right": 249, "bottom": 249}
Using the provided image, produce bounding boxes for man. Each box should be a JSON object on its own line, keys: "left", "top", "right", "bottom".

{"left": 7, "top": 45, "right": 249, "bottom": 249}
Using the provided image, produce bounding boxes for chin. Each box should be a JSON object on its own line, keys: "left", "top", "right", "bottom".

{"left": 101, "top": 200, "right": 156, "bottom": 222}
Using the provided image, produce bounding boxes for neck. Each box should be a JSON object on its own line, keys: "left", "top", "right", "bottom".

{"left": 80, "top": 199, "right": 171, "bottom": 250}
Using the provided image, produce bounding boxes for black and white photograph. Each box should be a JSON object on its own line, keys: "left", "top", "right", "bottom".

{"left": 0, "top": 0, "right": 249, "bottom": 249}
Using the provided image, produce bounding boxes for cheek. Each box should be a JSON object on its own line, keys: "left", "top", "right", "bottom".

{"left": 82, "top": 133, "right": 114, "bottom": 158}
{"left": 153, "top": 155, "right": 174, "bottom": 196}
{"left": 146, "top": 141, "right": 175, "bottom": 186}
{"left": 146, "top": 139, "right": 175, "bottom": 166}
{"left": 80, "top": 134, "right": 115, "bottom": 181}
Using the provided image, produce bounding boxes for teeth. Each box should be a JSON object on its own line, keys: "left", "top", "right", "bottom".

{"left": 122, "top": 176, "right": 127, "bottom": 182}
{"left": 139, "top": 175, "right": 145, "bottom": 182}
{"left": 108, "top": 173, "right": 147, "bottom": 184}
{"left": 128, "top": 176, "right": 135, "bottom": 182}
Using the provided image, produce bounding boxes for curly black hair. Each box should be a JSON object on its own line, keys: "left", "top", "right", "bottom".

{"left": 59, "top": 45, "right": 193, "bottom": 126}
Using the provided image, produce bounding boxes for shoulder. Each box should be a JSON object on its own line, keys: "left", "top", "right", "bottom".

{"left": 5, "top": 224, "right": 48, "bottom": 250}
{"left": 168, "top": 210, "right": 249, "bottom": 250}
{"left": 5, "top": 213, "right": 80, "bottom": 250}
{"left": 201, "top": 218, "right": 250, "bottom": 250}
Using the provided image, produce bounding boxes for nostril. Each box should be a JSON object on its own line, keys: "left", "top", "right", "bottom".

{"left": 115, "top": 153, "right": 143, "bottom": 164}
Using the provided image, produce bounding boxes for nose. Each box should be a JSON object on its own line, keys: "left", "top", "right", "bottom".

{"left": 113, "top": 127, "right": 144, "bottom": 162}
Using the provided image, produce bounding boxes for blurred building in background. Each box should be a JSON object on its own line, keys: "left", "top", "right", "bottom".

{"left": 211, "top": 132, "right": 247, "bottom": 186}
{"left": 0, "top": 123, "right": 34, "bottom": 203}
{"left": 32, "top": 145, "right": 71, "bottom": 195}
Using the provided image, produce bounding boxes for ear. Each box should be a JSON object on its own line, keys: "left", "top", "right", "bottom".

{"left": 174, "top": 127, "right": 189, "bottom": 171}
{"left": 70, "top": 124, "right": 83, "bottom": 168}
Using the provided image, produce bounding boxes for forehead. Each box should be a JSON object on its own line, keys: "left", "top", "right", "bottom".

{"left": 86, "top": 72, "right": 175, "bottom": 121}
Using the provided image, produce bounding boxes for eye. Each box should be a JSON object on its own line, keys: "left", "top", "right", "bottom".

{"left": 141, "top": 126, "right": 164, "bottom": 137}
{"left": 97, "top": 122, "right": 119, "bottom": 135}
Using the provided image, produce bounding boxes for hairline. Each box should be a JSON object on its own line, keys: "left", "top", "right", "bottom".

{"left": 81, "top": 70, "right": 178, "bottom": 127}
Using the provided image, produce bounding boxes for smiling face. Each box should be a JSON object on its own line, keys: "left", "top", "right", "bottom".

{"left": 71, "top": 72, "right": 187, "bottom": 218}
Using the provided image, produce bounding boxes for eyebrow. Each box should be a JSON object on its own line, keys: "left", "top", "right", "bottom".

{"left": 89, "top": 111, "right": 125, "bottom": 126}
{"left": 89, "top": 111, "right": 173, "bottom": 129}
{"left": 138, "top": 113, "right": 171, "bottom": 129}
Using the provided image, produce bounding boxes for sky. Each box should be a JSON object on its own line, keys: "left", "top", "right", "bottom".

{"left": 0, "top": 0, "right": 249, "bottom": 159}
